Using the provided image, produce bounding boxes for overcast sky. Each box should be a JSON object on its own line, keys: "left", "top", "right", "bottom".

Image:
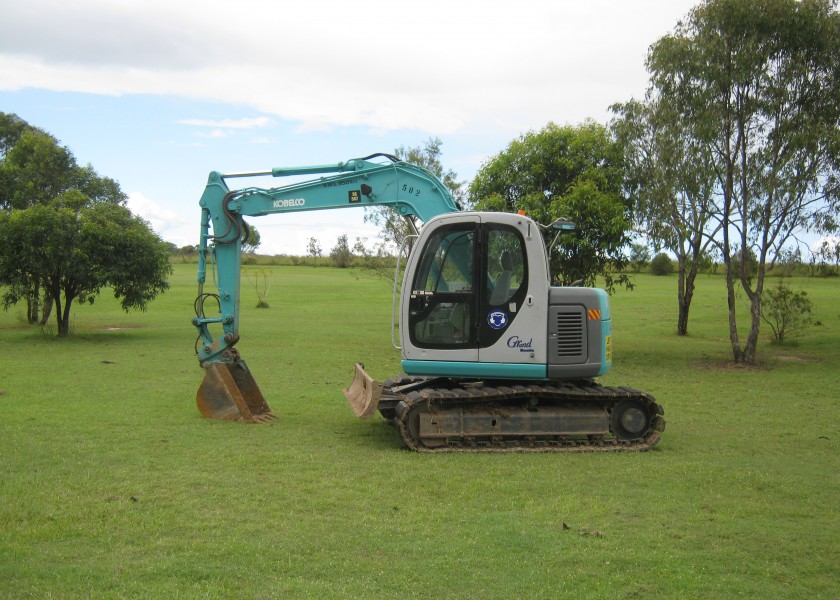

{"left": 0, "top": 0, "right": 701, "bottom": 254}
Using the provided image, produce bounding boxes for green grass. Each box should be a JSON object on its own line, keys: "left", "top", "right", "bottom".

{"left": 1, "top": 266, "right": 838, "bottom": 598}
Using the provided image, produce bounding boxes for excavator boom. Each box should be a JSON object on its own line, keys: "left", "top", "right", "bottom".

{"left": 193, "top": 155, "right": 458, "bottom": 422}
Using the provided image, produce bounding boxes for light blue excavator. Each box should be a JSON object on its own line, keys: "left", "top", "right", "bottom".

{"left": 192, "top": 154, "right": 664, "bottom": 452}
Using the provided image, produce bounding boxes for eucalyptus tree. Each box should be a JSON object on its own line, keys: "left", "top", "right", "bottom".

{"left": 647, "top": 0, "right": 840, "bottom": 363}
{"left": 364, "top": 137, "right": 465, "bottom": 253}
{"left": 611, "top": 97, "right": 719, "bottom": 335}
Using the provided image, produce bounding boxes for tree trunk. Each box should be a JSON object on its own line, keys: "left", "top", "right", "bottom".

{"left": 676, "top": 260, "right": 698, "bottom": 337}
{"left": 739, "top": 263, "right": 766, "bottom": 365}
{"left": 723, "top": 263, "right": 745, "bottom": 362}
{"left": 26, "top": 280, "right": 41, "bottom": 324}
{"left": 56, "top": 300, "right": 72, "bottom": 337}
{"left": 50, "top": 284, "right": 73, "bottom": 338}
{"left": 38, "top": 295, "right": 53, "bottom": 326}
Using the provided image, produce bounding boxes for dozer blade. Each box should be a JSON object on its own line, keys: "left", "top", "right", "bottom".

{"left": 343, "top": 363, "right": 383, "bottom": 419}
{"left": 196, "top": 361, "right": 276, "bottom": 423}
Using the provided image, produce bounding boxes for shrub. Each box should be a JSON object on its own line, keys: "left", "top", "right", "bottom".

{"left": 650, "top": 253, "right": 674, "bottom": 276}
{"left": 761, "top": 279, "right": 812, "bottom": 344}
{"left": 330, "top": 234, "right": 352, "bottom": 268}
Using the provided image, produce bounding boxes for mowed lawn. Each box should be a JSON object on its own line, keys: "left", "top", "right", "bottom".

{"left": 1, "top": 264, "right": 838, "bottom": 599}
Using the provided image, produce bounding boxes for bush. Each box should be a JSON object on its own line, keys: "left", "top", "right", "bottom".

{"left": 331, "top": 234, "right": 352, "bottom": 268}
{"left": 761, "top": 279, "right": 812, "bottom": 344}
{"left": 650, "top": 253, "right": 674, "bottom": 276}
{"left": 732, "top": 247, "right": 758, "bottom": 283}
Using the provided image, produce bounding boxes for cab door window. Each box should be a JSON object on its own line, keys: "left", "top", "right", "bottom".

{"left": 408, "top": 225, "right": 477, "bottom": 348}
{"left": 479, "top": 226, "right": 528, "bottom": 346}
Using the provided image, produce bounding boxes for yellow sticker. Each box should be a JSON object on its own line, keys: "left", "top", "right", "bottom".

{"left": 605, "top": 335, "right": 613, "bottom": 363}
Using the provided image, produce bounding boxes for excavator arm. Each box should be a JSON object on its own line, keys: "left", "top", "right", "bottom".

{"left": 192, "top": 155, "right": 459, "bottom": 421}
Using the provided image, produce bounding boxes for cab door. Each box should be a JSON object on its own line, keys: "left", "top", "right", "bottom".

{"left": 402, "top": 216, "right": 480, "bottom": 363}
{"left": 477, "top": 223, "right": 529, "bottom": 348}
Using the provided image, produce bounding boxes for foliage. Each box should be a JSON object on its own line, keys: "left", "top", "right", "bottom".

{"left": 0, "top": 192, "right": 172, "bottom": 337}
{"left": 0, "top": 112, "right": 33, "bottom": 156}
{"left": 650, "top": 252, "right": 674, "bottom": 276}
{"left": 0, "top": 127, "right": 75, "bottom": 209}
{"left": 629, "top": 243, "right": 650, "bottom": 273}
{"left": 364, "top": 138, "right": 464, "bottom": 257}
{"left": 330, "top": 234, "right": 352, "bottom": 268}
{"left": 646, "top": 0, "right": 840, "bottom": 362}
{"left": 0, "top": 113, "right": 132, "bottom": 327}
{"left": 306, "top": 237, "right": 322, "bottom": 265}
{"left": 351, "top": 237, "right": 397, "bottom": 283}
{"left": 611, "top": 95, "right": 718, "bottom": 335}
{"left": 732, "top": 247, "right": 758, "bottom": 284}
{"left": 469, "top": 121, "right": 632, "bottom": 292}
{"left": 760, "top": 278, "right": 813, "bottom": 344}
{"left": 241, "top": 221, "right": 261, "bottom": 254}
{"left": 816, "top": 237, "right": 840, "bottom": 266}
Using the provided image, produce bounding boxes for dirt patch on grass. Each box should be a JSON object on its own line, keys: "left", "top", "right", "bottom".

{"left": 81, "top": 324, "right": 145, "bottom": 331}
{"left": 776, "top": 354, "right": 817, "bottom": 362}
{"left": 690, "top": 352, "right": 818, "bottom": 371}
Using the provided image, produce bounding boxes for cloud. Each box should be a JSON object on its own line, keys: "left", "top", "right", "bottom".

{"left": 0, "top": 0, "right": 699, "bottom": 135}
{"left": 126, "top": 191, "right": 191, "bottom": 244}
{"left": 811, "top": 235, "right": 840, "bottom": 255}
{"left": 178, "top": 117, "right": 273, "bottom": 129}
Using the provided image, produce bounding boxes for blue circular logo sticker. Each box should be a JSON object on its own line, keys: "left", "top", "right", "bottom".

{"left": 487, "top": 310, "right": 508, "bottom": 330}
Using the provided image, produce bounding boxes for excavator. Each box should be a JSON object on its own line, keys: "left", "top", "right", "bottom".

{"left": 192, "top": 154, "right": 665, "bottom": 452}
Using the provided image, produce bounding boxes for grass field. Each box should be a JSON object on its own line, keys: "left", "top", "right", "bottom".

{"left": 1, "top": 265, "right": 838, "bottom": 599}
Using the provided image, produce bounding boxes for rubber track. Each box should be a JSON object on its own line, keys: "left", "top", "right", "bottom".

{"left": 389, "top": 380, "right": 665, "bottom": 453}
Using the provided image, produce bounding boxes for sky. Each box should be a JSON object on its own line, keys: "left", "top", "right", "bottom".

{"left": 0, "top": 0, "right": 704, "bottom": 255}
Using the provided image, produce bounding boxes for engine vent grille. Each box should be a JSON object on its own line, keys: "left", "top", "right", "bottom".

{"left": 549, "top": 306, "right": 587, "bottom": 364}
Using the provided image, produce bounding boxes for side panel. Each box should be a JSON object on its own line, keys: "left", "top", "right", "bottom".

{"left": 401, "top": 360, "right": 547, "bottom": 379}
{"left": 546, "top": 287, "right": 611, "bottom": 379}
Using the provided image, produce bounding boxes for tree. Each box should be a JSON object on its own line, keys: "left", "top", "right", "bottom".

{"left": 650, "top": 252, "right": 674, "bottom": 276}
{"left": 0, "top": 115, "right": 126, "bottom": 324}
{"left": 306, "top": 237, "right": 322, "bottom": 265}
{"left": 469, "top": 121, "right": 632, "bottom": 291}
{"left": 647, "top": 0, "right": 840, "bottom": 363}
{"left": 0, "top": 112, "right": 34, "bottom": 157}
{"left": 816, "top": 237, "right": 840, "bottom": 266}
{"left": 612, "top": 97, "right": 719, "bottom": 335}
{"left": 365, "top": 138, "right": 465, "bottom": 254}
{"left": 629, "top": 243, "right": 651, "bottom": 273}
{"left": 330, "top": 234, "right": 352, "bottom": 268}
{"left": 0, "top": 192, "right": 172, "bottom": 336}
{"left": 0, "top": 128, "right": 76, "bottom": 210}
{"left": 242, "top": 222, "right": 261, "bottom": 254}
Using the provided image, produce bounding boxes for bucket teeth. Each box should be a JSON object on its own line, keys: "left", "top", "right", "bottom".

{"left": 196, "top": 360, "right": 276, "bottom": 423}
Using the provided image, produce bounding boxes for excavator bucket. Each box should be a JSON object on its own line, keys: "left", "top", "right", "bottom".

{"left": 343, "top": 363, "right": 383, "bottom": 419}
{"left": 196, "top": 360, "right": 276, "bottom": 423}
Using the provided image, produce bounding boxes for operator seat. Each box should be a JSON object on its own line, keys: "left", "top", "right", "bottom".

{"left": 489, "top": 251, "right": 513, "bottom": 305}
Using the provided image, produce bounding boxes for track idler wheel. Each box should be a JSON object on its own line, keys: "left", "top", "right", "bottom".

{"left": 610, "top": 397, "right": 662, "bottom": 442}
{"left": 196, "top": 360, "right": 276, "bottom": 423}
